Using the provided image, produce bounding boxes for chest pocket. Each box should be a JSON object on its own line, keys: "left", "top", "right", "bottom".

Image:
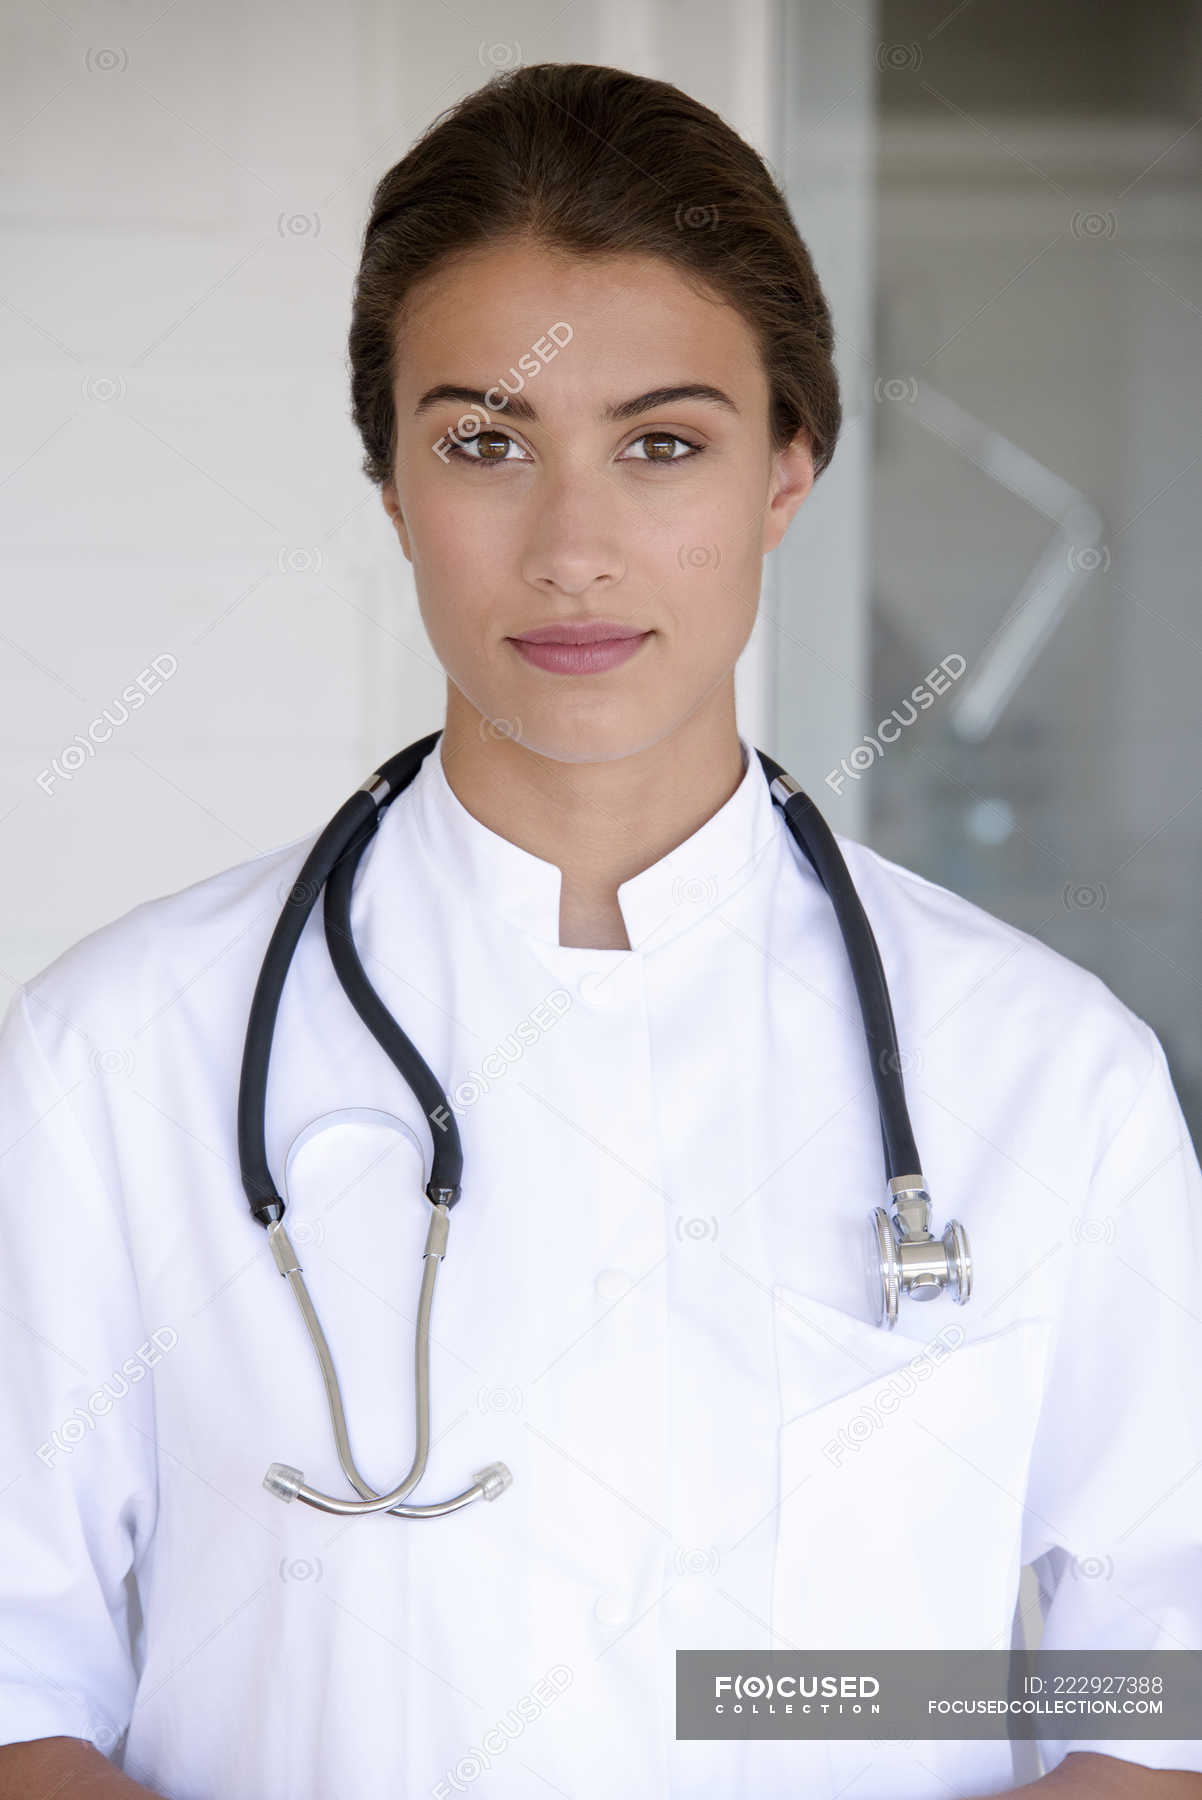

{"left": 770, "top": 1283, "right": 1054, "bottom": 1656}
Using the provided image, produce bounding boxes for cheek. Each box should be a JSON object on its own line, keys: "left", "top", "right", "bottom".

{"left": 644, "top": 464, "right": 765, "bottom": 575}
{"left": 651, "top": 574, "right": 754, "bottom": 687}
{"left": 415, "top": 584, "right": 486, "bottom": 674}
{"left": 653, "top": 484, "right": 764, "bottom": 654}
{"left": 406, "top": 482, "right": 494, "bottom": 570}
{"left": 406, "top": 496, "right": 510, "bottom": 641}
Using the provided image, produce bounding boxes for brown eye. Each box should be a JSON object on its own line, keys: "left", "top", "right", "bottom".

{"left": 445, "top": 429, "right": 531, "bottom": 469}
{"left": 620, "top": 431, "right": 703, "bottom": 465}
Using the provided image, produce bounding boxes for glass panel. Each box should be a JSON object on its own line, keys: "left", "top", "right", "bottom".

{"left": 865, "top": 0, "right": 1202, "bottom": 1142}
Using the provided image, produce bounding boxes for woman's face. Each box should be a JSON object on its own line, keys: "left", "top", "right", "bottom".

{"left": 382, "top": 237, "right": 814, "bottom": 764}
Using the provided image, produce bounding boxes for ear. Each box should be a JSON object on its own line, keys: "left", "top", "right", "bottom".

{"left": 762, "top": 432, "right": 816, "bottom": 555}
{"left": 381, "top": 478, "right": 413, "bottom": 563}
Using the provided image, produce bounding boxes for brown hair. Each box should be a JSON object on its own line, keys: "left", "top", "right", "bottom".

{"left": 348, "top": 61, "right": 842, "bottom": 489}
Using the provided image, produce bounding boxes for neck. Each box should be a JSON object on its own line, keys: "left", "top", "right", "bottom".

{"left": 437, "top": 683, "right": 747, "bottom": 950}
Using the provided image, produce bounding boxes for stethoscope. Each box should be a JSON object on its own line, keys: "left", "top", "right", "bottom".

{"left": 239, "top": 730, "right": 972, "bottom": 1521}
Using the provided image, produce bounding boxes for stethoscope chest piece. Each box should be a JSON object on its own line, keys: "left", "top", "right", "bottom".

{"left": 864, "top": 1179, "right": 973, "bottom": 1330}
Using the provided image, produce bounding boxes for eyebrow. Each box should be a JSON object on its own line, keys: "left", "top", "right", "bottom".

{"left": 412, "top": 382, "right": 740, "bottom": 424}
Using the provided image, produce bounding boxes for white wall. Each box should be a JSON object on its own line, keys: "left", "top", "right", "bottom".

{"left": 1, "top": 0, "right": 844, "bottom": 998}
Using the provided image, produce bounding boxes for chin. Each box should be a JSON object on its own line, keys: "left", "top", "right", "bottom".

{"left": 450, "top": 669, "right": 689, "bottom": 765}
{"left": 501, "top": 709, "right": 683, "bottom": 767}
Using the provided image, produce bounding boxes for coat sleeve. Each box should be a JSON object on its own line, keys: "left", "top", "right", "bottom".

{"left": 0, "top": 985, "right": 158, "bottom": 1754}
{"left": 1020, "top": 1018, "right": 1202, "bottom": 1778}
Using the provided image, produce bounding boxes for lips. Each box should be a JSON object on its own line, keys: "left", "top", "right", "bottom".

{"left": 507, "top": 628, "right": 652, "bottom": 676}
{"left": 511, "top": 620, "right": 646, "bottom": 646}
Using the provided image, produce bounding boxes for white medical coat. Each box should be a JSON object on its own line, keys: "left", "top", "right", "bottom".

{"left": 1, "top": 733, "right": 1200, "bottom": 1800}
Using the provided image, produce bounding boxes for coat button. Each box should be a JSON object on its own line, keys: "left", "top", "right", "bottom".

{"left": 594, "top": 1267, "right": 632, "bottom": 1302}
{"left": 594, "top": 1592, "right": 632, "bottom": 1625}
{"left": 577, "top": 969, "right": 618, "bottom": 1005}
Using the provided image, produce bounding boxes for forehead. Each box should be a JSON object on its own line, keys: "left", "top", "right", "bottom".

{"left": 393, "top": 238, "right": 767, "bottom": 408}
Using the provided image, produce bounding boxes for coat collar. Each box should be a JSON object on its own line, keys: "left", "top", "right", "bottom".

{"left": 376, "top": 730, "right": 782, "bottom": 953}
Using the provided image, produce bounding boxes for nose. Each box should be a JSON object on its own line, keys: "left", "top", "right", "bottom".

{"left": 519, "top": 462, "right": 628, "bottom": 597}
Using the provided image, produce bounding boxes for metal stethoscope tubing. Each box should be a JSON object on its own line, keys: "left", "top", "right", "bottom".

{"left": 239, "top": 731, "right": 511, "bottom": 1517}
{"left": 260, "top": 1201, "right": 509, "bottom": 1517}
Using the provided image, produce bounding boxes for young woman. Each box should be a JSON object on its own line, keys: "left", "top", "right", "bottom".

{"left": 1, "top": 60, "right": 1200, "bottom": 1800}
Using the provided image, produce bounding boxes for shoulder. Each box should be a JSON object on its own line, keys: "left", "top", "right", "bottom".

{"left": 829, "top": 829, "right": 1158, "bottom": 1116}
{"left": 16, "top": 826, "right": 321, "bottom": 1078}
